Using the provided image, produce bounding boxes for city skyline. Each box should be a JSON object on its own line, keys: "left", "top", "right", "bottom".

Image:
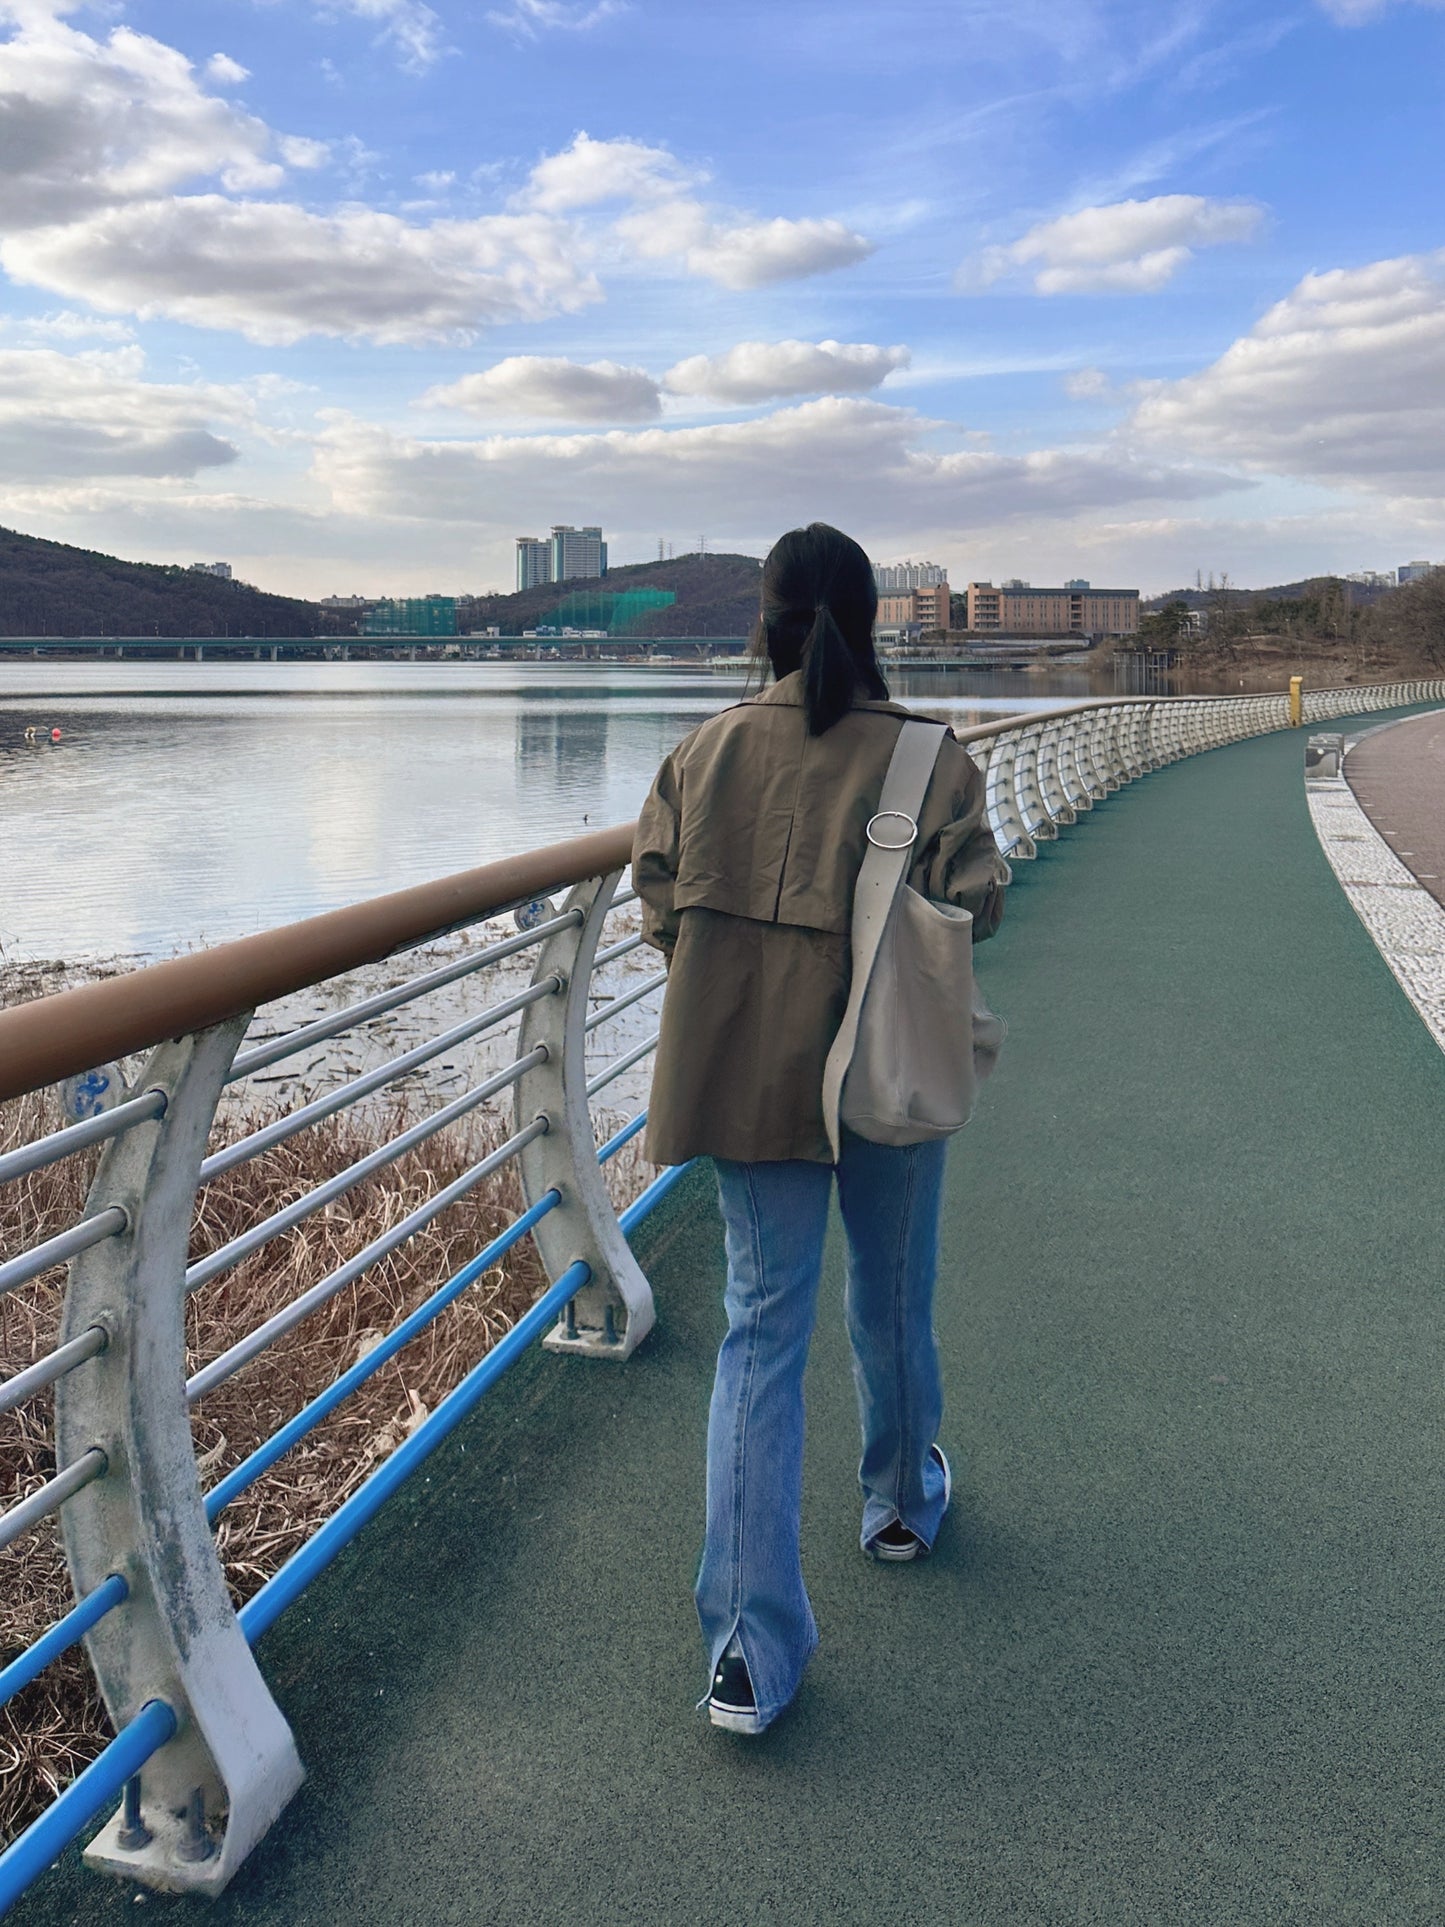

{"left": 0, "top": 1, "right": 1441, "bottom": 598}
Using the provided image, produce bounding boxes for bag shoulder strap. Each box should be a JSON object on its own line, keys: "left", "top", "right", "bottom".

{"left": 820, "top": 720, "right": 949, "bottom": 1160}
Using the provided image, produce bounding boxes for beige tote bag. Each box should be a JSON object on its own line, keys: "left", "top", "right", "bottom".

{"left": 821, "top": 720, "right": 1006, "bottom": 1161}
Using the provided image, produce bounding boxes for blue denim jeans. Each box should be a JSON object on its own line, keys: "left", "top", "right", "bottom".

{"left": 696, "top": 1129, "right": 950, "bottom": 1727}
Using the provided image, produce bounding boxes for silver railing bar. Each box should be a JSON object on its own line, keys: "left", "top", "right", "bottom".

{"left": 200, "top": 978, "right": 561, "bottom": 1182}
{"left": 593, "top": 932, "right": 645, "bottom": 967}
{"left": 228, "top": 909, "right": 583, "bottom": 1081}
{"left": 586, "top": 1031, "right": 660, "bottom": 1098}
{"left": 608, "top": 887, "right": 639, "bottom": 910}
{"left": 0, "top": 1447, "right": 108, "bottom": 1555}
{"left": 185, "top": 1052, "right": 547, "bottom": 1293}
{"left": 0, "top": 1089, "right": 167, "bottom": 1187}
{"left": 186, "top": 1113, "right": 550, "bottom": 1403}
{"left": 0, "top": 1327, "right": 108, "bottom": 1417}
{"left": 582, "top": 971, "right": 667, "bottom": 1033}
{"left": 0, "top": 1206, "right": 128, "bottom": 1301}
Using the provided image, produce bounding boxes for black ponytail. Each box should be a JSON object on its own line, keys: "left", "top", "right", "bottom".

{"left": 752, "top": 522, "right": 887, "bottom": 735}
{"left": 801, "top": 601, "right": 862, "bottom": 736}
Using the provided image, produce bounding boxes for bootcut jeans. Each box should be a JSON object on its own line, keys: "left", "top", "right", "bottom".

{"left": 696, "top": 1128, "right": 950, "bottom": 1729}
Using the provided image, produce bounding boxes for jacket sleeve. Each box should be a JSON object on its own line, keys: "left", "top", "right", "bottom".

{"left": 633, "top": 751, "right": 683, "bottom": 961}
{"left": 914, "top": 743, "right": 1008, "bottom": 942}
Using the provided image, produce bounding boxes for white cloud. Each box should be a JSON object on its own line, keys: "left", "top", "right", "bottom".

{"left": 419, "top": 341, "right": 912, "bottom": 422}
{"left": 664, "top": 339, "right": 910, "bottom": 404}
{"left": 2, "top": 197, "right": 602, "bottom": 346}
{"left": 1316, "top": 0, "right": 1445, "bottom": 19}
{"left": 310, "top": 0, "right": 448, "bottom": 73}
{"left": 972, "top": 194, "right": 1265, "bottom": 295}
{"left": 0, "top": 26, "right": 869, "bottom": 342}
{"left": 616, "top": 198, "right": 872, "bottom": 289}
{"left": 528, "top": 134, "right": 871, "bottom": 289}
{"left": 1128, "top": 250, "right": 1445, "bottom": 501}
{"left": 1063, "top": 366, "right": 1112, "bottom": 398}
{"left": 683, "top": 217, "right": 874, "bottom": 291}
{"left": 0, "top": 345, "right": 245, "bottom": 483}
{"left": 518, "top": 131, "right": 699, "bottom": 213}
{"left": 416, "top": 169, "right": 455, "bottom": 192}
{"left": 278, "top": 134, "right": 330, "bottom": 169}
{"left": 0, "top": 10, "right": 296, "bottom": 227}
{"left": 485, "top": 0, "right": 627, "bottom": 38}
{"left": 2, "top": 307, "right": 135, "bottom": 342}
{"left": 205, "top": 52, "right": 250, "bottom": 85}
{"left": 421, "top": 355, "right": 661, "bottom": 421}
{"left": 311, "top": 396, "right": 1228, "bottom": 540}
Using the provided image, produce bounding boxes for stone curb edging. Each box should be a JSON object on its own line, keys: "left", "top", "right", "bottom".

{"left": 1306, "top": 742, "right": 1445, "bottom": 1058}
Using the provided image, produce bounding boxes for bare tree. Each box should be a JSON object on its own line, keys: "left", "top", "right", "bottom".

{"left": 1365, "top": 570, "right": 1445, "bottom": 669}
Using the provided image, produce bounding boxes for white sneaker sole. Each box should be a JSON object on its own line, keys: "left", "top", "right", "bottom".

{"left": 867, "top": 1445, "right": 952, "bottom": 1561}
{"left": 708, "top": 1700, "right": 764, "bottom": 1735}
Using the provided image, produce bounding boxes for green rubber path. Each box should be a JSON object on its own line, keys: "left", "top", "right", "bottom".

{"left": 20, "top": 707, "right": 1445, "bottom": 1925}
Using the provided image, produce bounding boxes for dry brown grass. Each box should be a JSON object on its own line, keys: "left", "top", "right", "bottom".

{"left": 0, "top": 1085, "right": 650, "bottom": 1847}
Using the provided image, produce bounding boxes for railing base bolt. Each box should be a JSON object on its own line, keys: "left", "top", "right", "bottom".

{"left": 116, "top": 1776, "right": 151, "bottom": 1852}
{"left": 175, "top": 1788, "right": 216, "bottom": 1864}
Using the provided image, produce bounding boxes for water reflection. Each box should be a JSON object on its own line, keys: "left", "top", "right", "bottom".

{"left": 0, "top": 661, "right": 1084, "bottom": 966}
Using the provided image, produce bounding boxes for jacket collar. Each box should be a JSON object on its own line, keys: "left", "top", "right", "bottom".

{"left": 748, "top": 668, "right": 916, "bottom": 720}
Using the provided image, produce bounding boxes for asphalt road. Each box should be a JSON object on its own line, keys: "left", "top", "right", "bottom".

{"left": 1346, "top": 707, "right": 1445, "bottom": 908}
{"left": 17, "top": 703, "right": 1445, "bottom": 1927}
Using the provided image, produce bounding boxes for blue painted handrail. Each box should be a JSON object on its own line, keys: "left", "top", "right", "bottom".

{"left": 0, "top": 1575, "right": 128, "bottom": 1715}
{"left": 0, "top": 1700, "right": 177, "bottom": 1919}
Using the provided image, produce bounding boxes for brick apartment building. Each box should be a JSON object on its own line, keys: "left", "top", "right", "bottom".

{"left": 964, "top": 580, "right": 1139, "bottom": 638}
{"left": 876, "top": 581, "right": 950, "bottom": 635}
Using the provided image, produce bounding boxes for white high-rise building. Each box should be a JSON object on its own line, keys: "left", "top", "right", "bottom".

{"left": 1398, "top": 560, "right": 1439, "bottom": 584}
{"left": 188, "top": 560, "right": 232, "bottom": 579}
{"left": 549, "top": 525, "right": 607, "bottom": 583}
{"left": 516, "top": 537, "right": 553, "bottom": 591}
{"left": 873, "top": 560, "right": 948, "bottom": 592}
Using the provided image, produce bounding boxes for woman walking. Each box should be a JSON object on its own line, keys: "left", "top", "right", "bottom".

{"left": 632, "top": 523, "right": 1007, "bottom": 1735}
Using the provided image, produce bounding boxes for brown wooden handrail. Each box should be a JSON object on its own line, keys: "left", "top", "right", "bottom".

{"left": 0, "top": 822, "right": 635, "bottom": 1104}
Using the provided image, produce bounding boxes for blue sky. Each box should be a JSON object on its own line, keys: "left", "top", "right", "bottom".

{"left": 0, "top": 0, "right": 1442, "bottom": 596}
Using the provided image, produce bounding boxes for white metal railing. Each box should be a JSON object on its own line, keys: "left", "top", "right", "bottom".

{"left": 1, "top": 677, "right": 1442, "bottom": 1908}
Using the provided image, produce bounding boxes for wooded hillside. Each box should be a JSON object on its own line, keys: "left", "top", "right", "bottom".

{"left": 0, "top": 525, "right": 765, "bottom": 640}
{"left": 1135, "top": 571, "right": 1445, "bottom": 672}
{"left": 0, "top": 526, "right": 336, "bottom": 638}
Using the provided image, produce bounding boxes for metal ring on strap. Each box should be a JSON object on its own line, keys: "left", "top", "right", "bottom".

{"left": 865, "top": 810, "right": 918, "bottom": 851}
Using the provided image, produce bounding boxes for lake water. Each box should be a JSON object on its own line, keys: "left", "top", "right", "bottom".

{"left": 0, "top": 660, "right": 1098, "bottom": 965}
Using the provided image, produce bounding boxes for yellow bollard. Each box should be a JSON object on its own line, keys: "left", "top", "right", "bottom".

{"left": 1288, "top": 674, "right": 1303, "bottom": 727}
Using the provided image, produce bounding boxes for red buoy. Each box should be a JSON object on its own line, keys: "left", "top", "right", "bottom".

{"left": 49, "top": 726, "right": 62, "bottom": 742}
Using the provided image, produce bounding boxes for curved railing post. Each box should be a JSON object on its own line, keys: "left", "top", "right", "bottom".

{"left": 54, "top": 1016, "right": 305, "bottom": 1895}
{"left": 1128, "top": 701, "right": 1154, "bottom": 775}
{"left": 1079, "top": 708, "right": 1114, "bottom": 799}
{"left": 514, "top": 872, "right": 657, "bottom": 1361}
{"left": 1012, "top": 725, "right": 1056, "bottom": 845}
{"left": 1131, "top": 702, "right": 1158, "bottom": 773}
{"left": 1036, "top": 719, "right": 1077, "bottom": 827}
{"left": 984, "top": 730, "right": 1036, "bottom": 861}
{"left": 1102, "top": 707, "right": 1133, "bottom": 786}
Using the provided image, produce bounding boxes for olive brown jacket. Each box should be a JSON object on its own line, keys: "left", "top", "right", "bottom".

{"left": 632, "top": 671, "right": 1007, "bottom": 1166}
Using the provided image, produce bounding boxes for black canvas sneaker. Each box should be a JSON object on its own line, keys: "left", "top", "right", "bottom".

{"left": 707, "top": 1642, "right": 762, "bottom": 1735}
{"left": 867, "top": 1444, "right": 952, "bottom": 1562}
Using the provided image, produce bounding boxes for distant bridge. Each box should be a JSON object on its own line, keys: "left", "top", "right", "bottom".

{"left": 0, "top": 634, "right": 750, "bottom": 661}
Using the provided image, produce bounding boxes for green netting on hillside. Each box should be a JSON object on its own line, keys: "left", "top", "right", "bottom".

{"left": 361, "top": 597, "right": 457, "bottom": 637}
{"left": 547, "top": 587, "right": 676, "bottom": 635}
